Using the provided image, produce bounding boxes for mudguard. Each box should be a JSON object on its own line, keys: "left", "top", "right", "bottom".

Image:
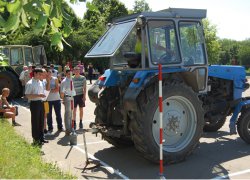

{"left": 229, "top": 99, "right": 250, "bottom": 134}
{"left": 123, "top": 68, "right": 187, "bottom": 111}
{"left": 123, "top": 71, "right": 153, "bottom": 111}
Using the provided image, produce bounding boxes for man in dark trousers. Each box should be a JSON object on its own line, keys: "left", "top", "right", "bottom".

{"left": 88, "top": 63, "right": 93, "bottom": 84}
{"left": 25, "top": 68, "right": 48, "bottom": 146}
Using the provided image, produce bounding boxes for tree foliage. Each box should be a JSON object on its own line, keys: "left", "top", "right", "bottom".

{"left": 84, "top": 0, "right": 127, "bottom": 28}
{"left": 238, "top": 39, "right": 250, "bottom": 66}
{"left": 202, "top": 19, "right": 221, "bottom": 64}
{"left": 218, "top": 39, "right": 239, "bottom": 64}
{"left": 0, "top": 0, "right": 85, "bottom": 51}
{"left": 133, "top": 0, "right": 151, "bottom": 13}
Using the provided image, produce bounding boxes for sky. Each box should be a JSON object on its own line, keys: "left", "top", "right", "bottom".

{"left": 68, "top": 0, "right": 250, "bottom": 41}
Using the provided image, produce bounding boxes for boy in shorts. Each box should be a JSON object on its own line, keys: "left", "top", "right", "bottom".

{"left": 0, "top": 88, "right": 18, "bottom": 126}
{"left": 72, "top": 66, "right": 86, "bottom": 129}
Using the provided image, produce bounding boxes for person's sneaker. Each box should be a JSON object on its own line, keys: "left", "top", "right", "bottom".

{"left": 12, "top": 121, "right": 20, "bottom": 126}
{"left": 41, "top": 139, "right": 49, "bottom": 143}
{"left": 47, "top": 129, "right": 53, "bottom": 135}
{"left": 58, "top": 127, "right": 64, "bottom": 132}
{"left": 79, "top": 121, "right": 83, "bottom": 129}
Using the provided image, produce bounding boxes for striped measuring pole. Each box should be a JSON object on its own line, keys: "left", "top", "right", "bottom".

{"left": 158, "top": 64, "right": 165, "bottom": 179}
{"left": 70, "top": 71, "right": 74, "bottom": 130}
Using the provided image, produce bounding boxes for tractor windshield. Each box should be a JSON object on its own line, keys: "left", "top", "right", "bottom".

{"left": 148, "top": 20, "right": 181, "bottom": 65}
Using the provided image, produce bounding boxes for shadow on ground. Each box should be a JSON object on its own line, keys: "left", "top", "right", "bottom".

{"left": 84, "top": 131, "right": 250, "bottom": 179}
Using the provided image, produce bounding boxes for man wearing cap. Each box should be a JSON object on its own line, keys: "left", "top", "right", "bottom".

{"left": 25, "top": 68, "right": 47, "bottom": 146}
{"left": 60, "top": 68, "right": 76, "bottom": 135}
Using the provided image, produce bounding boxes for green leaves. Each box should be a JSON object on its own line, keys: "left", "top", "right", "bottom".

{"left": 21, "top": 10, "right": 29, "bottom": 28}
{"left": 42, "top": 3, "right": 51, "bottom": 16}
{"left": 4, "top": 14, "right": 19, "bottom": 32}
{"left": 0, "top": 0, "right": 86, "bottom": 51}
{"left": 7, "top": 0, "right": 22, "bottom": 13}
{"left": 86, "top": 2, "right": 98, "bottom": 12}
{"left": 51, "top": 32, "right": 63, "bottom": 51}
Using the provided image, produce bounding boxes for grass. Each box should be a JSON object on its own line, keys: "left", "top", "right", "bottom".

{"left": 0, "top": 119, "right": 75, "bottom": 179}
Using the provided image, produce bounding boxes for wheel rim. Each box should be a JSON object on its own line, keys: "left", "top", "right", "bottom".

{"left": 152, "top": 96, "right": 197, "bottom": 152}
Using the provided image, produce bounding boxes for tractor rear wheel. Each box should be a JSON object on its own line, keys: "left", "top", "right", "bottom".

{"left": 130, "top": 81, "right": 204, "bottom": 164}
{"left": 237, "top": 108, "right": 250, "bottom": 144}
{"left": 0, "top": 70, "right": 21, "bottom": 99}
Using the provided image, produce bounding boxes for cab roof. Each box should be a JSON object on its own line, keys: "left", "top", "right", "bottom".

{"left": 113, "top": 8, "right": 207, "bottom": 23}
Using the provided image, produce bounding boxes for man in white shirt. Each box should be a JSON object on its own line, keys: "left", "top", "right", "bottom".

{"left": 25, "top": 68, "right": 46, "bottom": 146}
{"left": 60, "top": 69, "right": 76, "bottom": 135}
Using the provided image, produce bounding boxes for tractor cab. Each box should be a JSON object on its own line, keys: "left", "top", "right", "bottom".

{"left": 86, "top": 8, "right": 208, "bottom": 92}
{"left": 86, "top": 9, "right": 208, "bottom": 68}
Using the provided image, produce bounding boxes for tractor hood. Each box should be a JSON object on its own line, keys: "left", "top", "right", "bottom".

{"left": 85, "top": 20, "right": 137, "bottom": 58}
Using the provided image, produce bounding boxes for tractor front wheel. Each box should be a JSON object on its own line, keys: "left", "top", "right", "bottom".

{"left": 237, "top": 108, "right": 250, "bottom": 144}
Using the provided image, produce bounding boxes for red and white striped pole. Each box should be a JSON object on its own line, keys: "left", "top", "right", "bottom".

{"left": 158, "top": 64, "right": 164, "bottom": 178}
{"left": 70, "top": 71, "right": 74, "bottom": 131}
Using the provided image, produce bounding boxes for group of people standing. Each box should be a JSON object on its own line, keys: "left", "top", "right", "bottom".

{"left": 22, "top": 63, "right": 87, "bottom": 146}
{"left": 64, "top": 61, "right": 95, "bottom": 84}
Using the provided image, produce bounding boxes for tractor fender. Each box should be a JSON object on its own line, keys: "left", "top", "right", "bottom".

{"left": 229, "top": 99, "right": 250, "bottom": 134}
{"left": 123, "top": 68, "right": 188, "bottom": 111}
{"left": 123, "top": 71, "right": 155, "bottom": 111}
{"left": 102, "top": 69, "right": 119, "bottom": 87}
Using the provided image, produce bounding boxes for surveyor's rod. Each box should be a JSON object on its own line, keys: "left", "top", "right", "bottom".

{"left": 70, "top": 71, "right": 74, "bottom": 131}
{"left": 158, "top": 64, "right": 164, "bottom": 177}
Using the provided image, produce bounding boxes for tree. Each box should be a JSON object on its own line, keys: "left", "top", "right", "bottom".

{"left": 133, "top": 0, "right": 151, "bottom": 13}
{"left": 203, "top": 19, "right": 221, "bottom": 64}
{"left": 105, "top": 0, "right": 128, "bottom": 23}
{"left": 0, "top": 0, "right": 86, "bottom": 51}
{"left": 219, "top": 50, "right": 230, "bottom": 65}
{"left": 238, "top": 39, "right": 250, "bottom": 66}
{"left": 84, "top": 0, "right": 128, "bottom": 28}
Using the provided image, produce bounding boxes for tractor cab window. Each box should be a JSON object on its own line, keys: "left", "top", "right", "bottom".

{"left": 10, "top": 48, "right": 23, "bottom": 65}
{"left": 112, "top": 27, "right": 147, "bottom": 68}
{"left": 33, "top": 46, "right": 47, "bottom": 65}
{"left": 148, "top": 20, "right": 181, "bottom": 65}
{"left": 2, "top": 48, "right": 9, "bottom": 58}
{"left": 24, "top": 47, "right": 33, "bottom": 66}
{"left": 179, "top": 21, "right": 206, "bottom": 65}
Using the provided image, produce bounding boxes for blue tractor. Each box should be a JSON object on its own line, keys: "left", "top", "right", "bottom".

{"left": 86, "top": 8, "right": 250, "bottom": 164}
